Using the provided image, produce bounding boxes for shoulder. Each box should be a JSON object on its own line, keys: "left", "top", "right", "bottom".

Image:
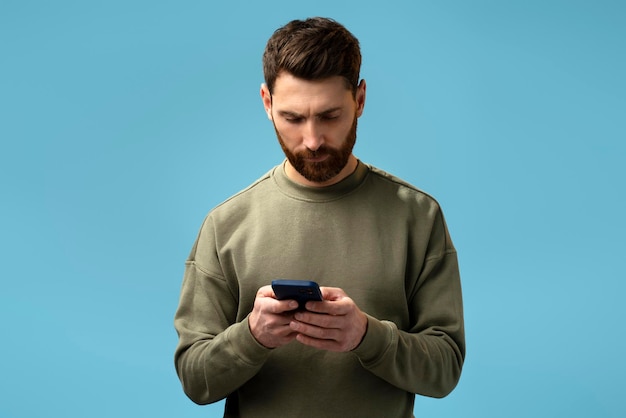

{"left": 364, "top": 164, "right": 456, "bottom": 252}
{"left": 200, "top": 165, "right": 282, "bottom": 227}
{"left": 214, "top": 168, "right": 274, "bottom": 208}
{"left": 363, "top": 163, "right": 442, "bottom": 210}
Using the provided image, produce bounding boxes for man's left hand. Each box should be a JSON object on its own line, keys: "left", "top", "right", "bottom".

{"left": 289, "top": 286, "right": 368, "bottom": 352}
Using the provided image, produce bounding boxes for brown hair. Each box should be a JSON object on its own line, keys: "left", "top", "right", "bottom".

{"left": 263, "top": 17, "right": 361, "bottom": 96}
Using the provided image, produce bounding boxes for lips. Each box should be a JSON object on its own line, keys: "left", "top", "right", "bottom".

{"left": 304, "top": 154, "right": 329, "bottom": 163}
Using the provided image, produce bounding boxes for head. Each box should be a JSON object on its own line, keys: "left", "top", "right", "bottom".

{"left": 261, "top": 18, "right": 366, "bottom": 187}
{"left": 263, "top": 17, "right": 362, "bottom": 97}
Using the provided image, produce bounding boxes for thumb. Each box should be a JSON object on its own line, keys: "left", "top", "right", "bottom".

{"left": 320, "top": 286, "right": 347, "bottom": 301}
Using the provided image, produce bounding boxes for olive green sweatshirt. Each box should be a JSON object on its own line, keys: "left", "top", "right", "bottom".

{"left": 174, "top": 161, "right": 465, "bottom": 418}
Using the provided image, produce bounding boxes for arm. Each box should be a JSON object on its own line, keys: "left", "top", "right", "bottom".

{"left": 174, "top": 261, "right": 272, "bottom": 404}
{"left": 291, "top": 252, "right": 464, "bottom": 398}
{"left": 174, "top": 263, "right": 301, "bottom": 404}
{"left": 354, "top": 202, "right": 465, "bottom": 398}
{"left": 290, "top": 208, "right": 465, "bottom": 398}
{"left": 353, "top": 249, "right": 465, "bottom": 398}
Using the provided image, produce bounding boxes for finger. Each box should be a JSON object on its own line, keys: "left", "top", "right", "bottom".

{"left": 305, "top": 297, "right": 352, "bottom": 315}
{"left": 255, "top": 286, "right": 298, "bottom": 311}
{"left": 319, "top": 286, "right": 346, "bottom": 301}
{"left": 289, "top": 319, "right": 340, "bottom": 341}
{"left": 266, "top": 299, "right": 299, "bottom": 314}
{"left": 256, "top": 285, "right": 276, "bottom": 297}
{"left": 270, "top": 321, "right": 298, "bottom": 336}
{"left": 294, "top": 332, "right": 351, "bottom": 352}
{"left": 295, "top": 333, "right": 336, "bottom": 350}
{"left": 302, "top": 300, "right": 329, "bottom": 314}
{"left": 293, "top": 310, "right": 340, "bottom": 329}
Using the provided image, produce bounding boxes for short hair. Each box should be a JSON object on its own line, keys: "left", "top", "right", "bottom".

{"left": 263, "top": 17, "right": 361, "bottom": 96}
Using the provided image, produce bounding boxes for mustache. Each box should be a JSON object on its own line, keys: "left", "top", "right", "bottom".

{"left": 298, "top": 146, "right": 331, "bottom": 159}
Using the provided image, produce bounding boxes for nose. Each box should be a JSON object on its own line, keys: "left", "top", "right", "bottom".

{"left": 302, "top": 121, "right": 324, "bottom": 151}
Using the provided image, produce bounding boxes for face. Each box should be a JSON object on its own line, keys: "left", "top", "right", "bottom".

{"left": 261, "top": 73, "right": 366, "bottom": 186}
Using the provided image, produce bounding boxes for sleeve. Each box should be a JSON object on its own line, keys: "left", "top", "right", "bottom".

{"left": 352, "top": 206, "right": 465, "bottom": 398}
{"left": 173, "top": 217, "right": 272, "bottom": 405}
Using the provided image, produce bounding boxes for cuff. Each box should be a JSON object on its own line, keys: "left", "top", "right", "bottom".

{"left": 224, "top": 316, "right": 273, "bottom": 365}
{"left": 351, "top": 314, "right": 396, "bottom": 365}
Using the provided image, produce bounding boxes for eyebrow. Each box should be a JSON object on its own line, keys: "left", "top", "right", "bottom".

{"left": 277, "top": 107, "right": 342, "bottom": 119}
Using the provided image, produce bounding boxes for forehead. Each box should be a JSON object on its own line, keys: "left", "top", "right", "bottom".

{"left": 271, "top": 73, "right": 354, "bottom": 113}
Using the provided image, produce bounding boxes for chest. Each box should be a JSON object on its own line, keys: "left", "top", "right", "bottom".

{"left": 221, "top": 200, "right": 419, "bottom": 326}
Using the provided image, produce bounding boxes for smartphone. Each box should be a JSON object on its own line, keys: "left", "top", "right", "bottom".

{"left": 271, "top": 279, "right": 323, "bottom": 310}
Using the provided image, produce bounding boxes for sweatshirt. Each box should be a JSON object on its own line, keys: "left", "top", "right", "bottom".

{"left": 174, "top": 160, "right": 465, "bottom": 418}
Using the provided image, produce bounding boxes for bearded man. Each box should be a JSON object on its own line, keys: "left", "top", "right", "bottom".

{"left": 174, "top": 17, "right": 465, "bottom": 418}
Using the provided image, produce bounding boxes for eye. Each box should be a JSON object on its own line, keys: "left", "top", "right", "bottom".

{"left": 319, "top": 114, "right": 340, "bottom": 122}
{"left": 285, "top": 116, "right": 303, "bottom": 124}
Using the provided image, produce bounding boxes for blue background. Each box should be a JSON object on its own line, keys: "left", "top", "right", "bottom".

{"left": 1, "top": 1, "right": 624, "bottom": 417}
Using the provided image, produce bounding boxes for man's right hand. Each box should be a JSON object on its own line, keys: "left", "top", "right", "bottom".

{"left": 248, "top": 285, "right": 299, "bottom": 348}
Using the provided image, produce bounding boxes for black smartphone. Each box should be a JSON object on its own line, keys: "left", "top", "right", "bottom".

{"left": 271, "top": 279, "right": 323, "bottom": 310}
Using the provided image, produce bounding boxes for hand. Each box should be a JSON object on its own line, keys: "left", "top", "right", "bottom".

{"left": 249, "top": 285, "right": 300, "bottom": 348}
{"left": 289, "top": 287, "right": 368, "bottom": 352}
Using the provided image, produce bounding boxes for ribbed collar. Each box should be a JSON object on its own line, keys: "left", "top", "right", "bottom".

{"left": 271, "top": 159, "right": 369, "bottom": 202}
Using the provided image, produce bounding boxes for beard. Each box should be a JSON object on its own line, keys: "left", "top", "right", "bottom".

{"left": 275, "top": 116, "right": 358, "bottom": 183}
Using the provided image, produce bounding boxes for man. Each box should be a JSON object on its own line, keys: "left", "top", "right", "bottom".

{"left": 174, "top": 17, "right": 465, "bottom": 418}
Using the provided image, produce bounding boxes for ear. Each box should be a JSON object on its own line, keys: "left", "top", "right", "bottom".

{"left": 355, "top": 79, "right": 366, "bottom": 117}
{"left": 260, "top": 83, "right": 273, "bottom": 120}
